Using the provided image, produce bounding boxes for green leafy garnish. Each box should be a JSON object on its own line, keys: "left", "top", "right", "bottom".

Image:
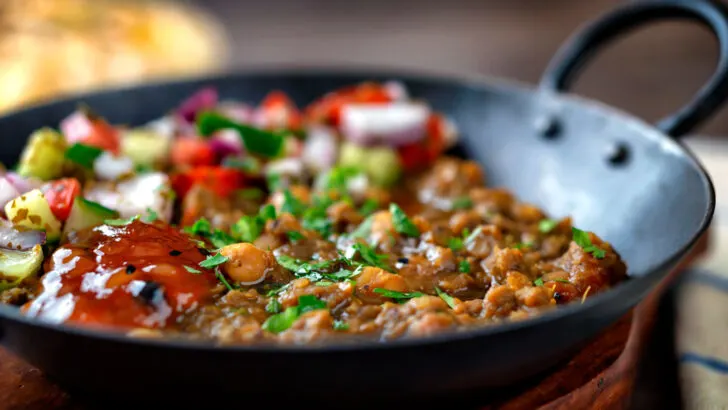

{"left": 183, "top": 265, "right": 202, "bottom": 275}
{"left": 276, "top": 255, "right": 335, "bottom": 277}
{"left": 458, "top": 260, "right": 471, "bottom": 273}
{"left": 333, "top": 320, "right": 350, "bottom": 331}
{"left": 539, "top": 219, "right": 559, "bottom": 234}
{"left": 215, "top": 268, "right": 235, "bottom": 291}
{"left": 571, "top": 227, "right": 606, "bottom": 259}
{"left": 374, "top": 288, "right": 425, "bottom": 300}
{"left": 389, "top": 203, "right": 419, "bottom": 237}
{"left": 317, "top": 166, "right": 362, "bottom": 197}
{"left": 448, "top": 237, "right": 464, "bottom": 251}
{"left": 104, "top": 215, "right": 139, "bottom": 226}
{"left": 231, "top": 216, "right": 260, "bottom": 243}
{"left": 450, "top": 196, "right": 473, "bottom": 210}
{"left": 265, "top": 298, "right": 282, "bottom": 313}
{"left": 534, "top": 277, "right": 544, "bottom": 286}
{"left": 287, "top": 231, "right": 304, "bottom": 242}
{"left": 316, "top": 280, "right": 335, "bottom": 287}
{"left": 349, "top": 215, "right": 374, "bottom": 239}
{"left": 208, "top": 230, "right": 237, "bottom": 249}
{"left": 262, "top": 295, "right": 328, "bottom": 334}
{"left": 222, "top": 156, "right": 262, "bottom": 174}
{"left": 301, "top": 198, "right": 333, "bottom": 238}
{"left": 266, "top": 173, "right": 283, "bottom": 191}
{"left": 259, "top": 204, "right": 277, "bottom": 221}
{"left": 142, "top": 208, "right": 158, "bottom": 223}
{"left": 65, "top": 143, "right": 103, "bottom": 169}
{"left": 200, "top": 253, "right": 229, "bottom": 269}
{"left": 184, "top": 218, "right": 212, "bottom": 236}
{"left": 281, "top": 189, "right": 305, "bottom": 216}
{"left": 435, "top": 287, "right": 457, "bottom": 309}
{"left": 359, "top": 199, "right": 379, "bottom": 216}
{"left": 197, "top": 111, "right": 284, "bottom": 158}
{"left": 346, "top": 242, "right": 391, "bottom": 271}
{"left": 513, "top": 241, "right": 533, "bottom": 250}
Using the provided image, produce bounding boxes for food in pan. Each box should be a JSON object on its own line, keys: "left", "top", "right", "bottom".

{"left": 0, "top": 82, "right": 627, "bottom": 345}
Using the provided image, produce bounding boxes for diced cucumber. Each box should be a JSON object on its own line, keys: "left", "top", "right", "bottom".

{"left": 338, "top": 142, "right": 401, "bottom": 187}
{"left": 17, "top": 128, "right": 67, "bottom": 180}
{"left": 121, "top": 129, "right": 171, "bottom": 168}
{"left": 63, "top": 196, "right": 119, "bottom": 237}
{"left": 0, "top": 244, "right": 43, "bottom": 285}
{"left": 4, "top": 189, "right": 62, "bottom": 241}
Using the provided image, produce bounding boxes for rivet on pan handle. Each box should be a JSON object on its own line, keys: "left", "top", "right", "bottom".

{"left": 539, "top": 0, "right": 728, "bottom": 139}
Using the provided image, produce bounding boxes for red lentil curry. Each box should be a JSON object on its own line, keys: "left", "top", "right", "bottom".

{"left": 0, "top": 82, "right": 627, "bottom": 345}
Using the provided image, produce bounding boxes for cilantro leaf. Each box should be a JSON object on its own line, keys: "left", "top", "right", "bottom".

{"left": 534, "top": 277, "right": 544, "bottom": 286}
{"left": 259, "top": 204, "right": 277, "bottom": 221}
{"left": 359, "top": 199, "right": 379, "bottom": 216}
{"left": 183, "top": 265, "right": 202, "bottom": 275}
{"left": 265, "top": 298, "right": 282, "bottom": 313}
{"left": 262, "top": 295, "right": 328, "bottom": 334}
{"left": 513, "top": 241, "right": 533, "bottom": 250}
{"left": 231, "top": 215, "right": 261, "bottom": 243}
{"left": 142, "top": 208, "right": 158, "bottom": 223}
{"left": 184, "top": 218, "right": 212, "bottom": 236}
{"left": 215, "top": 267, "right": 235, "bottom": 291}
{"left": 333, "top": 320, "right": 349, "bottom": 331}
{"left": 450, "top": 196, "right": 473, "bottom": 210}
{"left": 197, "top": 111, "right": 284, "bottom": 158}
{"left": 435, "top": 287, "right": 457, "bottom": 309}
{"left": 571, "top": 227, "right": 606, "bottom": 259}
{"left": 539, "top": 218, "right": 559, "bottom": 234}
{"left": 280, "top": 189, "right": 305, "bottom": 216}
{"left": 105, "top": 215, "right": 139, "bottom": 226}
{"left": 448, "top": 237, "right": 464, "bottom": 251}
{"left": 65, "top": 143, "right": 103, "bottom": 169}
{"left": 389, "top": 203, "right": 420, "bottom": 237}
{"left": 200, "top": 253, "right": 229, "bottom": 269}
{"left": 374, "top": 288, "right": 425, "bottom": 300}
{"left": 275, "top": 255, "right": 335, "bottom": 276}
{"left": 209, "top": 230, "right": 237, "bottom": 249}
{"left": 238, "top": 188, "right": 264, "bottom": 200}
{"left": 287, "top": 231, "right": 304, "bottom": 242}
{"left": 346, "top": 242, "right": 391, "bottom": 271}
{"left": 458, "top": 260, "right": 471, "bottom": 273}
{"left": 297, "top": 295, "right": 327, "bottom": 314}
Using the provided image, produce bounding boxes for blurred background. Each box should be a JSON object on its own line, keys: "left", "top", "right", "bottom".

{"left": 1, "top": 0, "right": 727, "bottom": 136}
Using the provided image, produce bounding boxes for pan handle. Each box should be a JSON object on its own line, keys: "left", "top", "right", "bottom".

{"left": 539, "top": 0, "right": 728, "bottom": 138}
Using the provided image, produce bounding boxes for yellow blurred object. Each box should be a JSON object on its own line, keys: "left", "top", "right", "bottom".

{"left": 0, "top": 0, "right": 229, "bottom": 112}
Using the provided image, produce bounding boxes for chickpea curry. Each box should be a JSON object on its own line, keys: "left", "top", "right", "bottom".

{"left": 0, "top": 82, "right": 627, "bottom": 345}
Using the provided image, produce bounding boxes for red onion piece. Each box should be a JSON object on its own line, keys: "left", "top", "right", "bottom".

{"left": 5, "top": 172, "right": 42, "bottom": 194}
{"left": 177, "top": 87, "right": 219, "bottom": 123}
{"left": 60, "top": 110, "right": 94, "bottom": 144}
{"left": 340, "top": 102, "right": 430, "bottom": 147}
{"left": 0, "top": 219, "right": 46, "bottom": 250}
{"left": 0, "top": 178, "right": 20, "bottom": 212}
{"left": 208, "top": 130, "right": 244, "bottom": 159}
{"left": 302, "top": 126, "right": 338, "bottom": 172}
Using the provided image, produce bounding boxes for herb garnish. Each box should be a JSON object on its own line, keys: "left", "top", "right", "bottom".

{"left": 65, "top": 143, "right": 103, "bottom": 169}
{"left": 142, "top": 207, "right": 158, "bottom": 223}
{"left": 215, "top": 268, "right": 235, "bottom": 291}
{"left": 231, "top": 216, "right": 260, "bottom": 243}
{"left": 280, "top": 189, "right": 305, "bottom": 216}
{"left": 184, "top": 265, "right": 202, "bottom": 275}
{"left": 374, "top": 288, "right": 425, "bottom": 300}
{"left": 389, "top": 203, "right": 420, "bottom": 237}
{"left": 349, "top": 215, "right": 374, "bottom": 239}
{"left": 450, "top": 196, "right": 473, "bottom": 210}
{"left": 287, "top": 231, "right": 304, "bottom": 242}
{"left": 184, "top": 217, "right": 212, "bottom": 236}
{"left": 539, "top": 218, "right": 558, "bottom": 234}
{"left": 458, "top": 260, "right": 471, "bottom": 273}
{"left": 435, "top": 287, "right": 457, "bottom": 309}
{"left": 513, "top": 241, "right": 533, "bottom": 250}
{"left": 359, "top": 199, "right": 379, "bottom": 216}
{"left": 105, "top": 215, "right": 139, "bottom": 226}
{"left": 534, "top": 277, "right": 544, "bottom": 286}
{"left": 265, "top": 298, "right": 282, "bottom": 314}
{"left": 197, "top": 111, "right": 284, "bottom": 158}
{"left": 333, "top": 320, "right": 350, "bottom": 331}
{"left": 346, "top": 242, "right": 391, "bottom": 271}
{"left": 448, "top": 237, "right": 464, "bottom": 251}
{"left": 262, "top": 295, "right": 328, "bottom": 334}
{"left": 571, "top": 227, "right": 606, "bottom": 259}
{"left": 199, "top": 253, "right": 229, "bottom": 269}
{"left": 238, "top": 187, "right": 265, "bottom": 200}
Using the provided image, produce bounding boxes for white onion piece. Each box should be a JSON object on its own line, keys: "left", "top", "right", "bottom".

{"left": 264, "top": 158, "right": 304, "bottom": 179}
{"left": 384, "top": 81, "right": 409, "bottom": 101}
{"left": 302, "top": 126, "right": 338, "bottom": 173}
{"left": 5, "top": 172, "right": 42, "bottom": 194}
{"left": 340, "top": 103, "right": 430, "bottom": 146}
{"left": 144, "top": 116, "right": 177, "bottom": 140}
{"left": 0, "top": 219, "right": 46, "bottom": 250}
{"left": 209, "top": 130, "right": 244, "bottom": 158}
{"left": 60, "top": 110, "right": 93, "bottom": 144}
{"left": 93, "top": 151, "right": 134, "bottom": 181}
{"left": 85, "top": 173, "right": 174, "bottom": 223}
{"left": 0, "top": 178, "right": 20, "bottom": 213}
{"left": 346, "top": 173, "right": 370, "bottom": 197}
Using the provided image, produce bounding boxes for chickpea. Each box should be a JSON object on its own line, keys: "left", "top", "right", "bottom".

{"left": 219, "top": 243, "right": 274, "bottom": 285}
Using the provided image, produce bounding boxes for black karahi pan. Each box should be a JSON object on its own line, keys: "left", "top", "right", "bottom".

{"left": 0, "top": 0, "right": 725, "bottom": 408}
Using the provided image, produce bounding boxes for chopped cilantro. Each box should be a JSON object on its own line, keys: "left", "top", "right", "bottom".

{"left": 374, "top": 288, "right": 425, "bottom": 300}
{"left": 359, "top": 199, "right": 379, "bottom": 216}
{"left": 276, "top": 255, "right": 335, "bottom": 276}
{"left": 259, "top": 204, "right": 277, "bottom": 221}
{"left": 435, "top": 287, "right": 457, "bottom": 309}
{"left": 142, "top": 208, "right": 158, "bottom": 223}
{"left": 333, "top": 320, "right": 349, "bottom": 331}
{"left": 262, "top": 295, "right": 328, "bottom": 334}
{"left": 539, "top": 218, "right": 559, "bottom": 234}
{"left": 183, "top": 265, "right": 202, "bottom": 275}
{"left": 302, "top": 201, "right": 333, "bottom": 238}
{"left": 184, "top": 218, "right": 212, "bottom": 236}
{"left": 266, "top": 173, "right": 283, "bottom": 191}
{"left": 287, "top": 231, "right": 304, "bottom": 242}
{"left": 197, "top": 111, "right": 284, "bottom": 158}
{"left": 448, "top": 237, "right": 464, "bottom": 251}
{"left": 208, "top": 230, "right": 237, "bottom": 249}
{"left": 238, "top": 188, "right": 265, "bottom": 200}
{"left": 389, "top": 203, "right": 420, "bottom": 237}
{"left": 297, "top": 295, "right": 327, "bottom": 314}
{"left": 105, "top": 215, "right": 139, "bottom": 226}
{"left": 346, "top": 242, "right": 391, "bottom": 271}
{"left": 534, "top": 277, "right": 544, "bottom": 286}
{"left": 316, "top": 280, "right": 335, "bottom": 287}
{"left": 450, "top": 196, "right": 473, "bottom": 210}
{"left": 231, "top": 215, "right": 260, "bottom": 243}
{"left": 265, "top": 298, "right": 282, "bottom": 313}
{"left": 318, "top": 166, "right": 362, "bottom": 196}
{"left": 280, "top": 189, "right": 305, "bottom": 216}
{"left": 513, "top": 241, "right": 533, "bottom": 250}
{"left": 200, "top": 253, "right": 229, "bottom": 269}
{"left": 65, "top": 143, "right": 103, "bottom": 169}
{"left": 215, "top": 268, "right": 235, "bottom": 291}
{"left": 571, "top": 227, "right": 606, "bottom": 259}
{"left": 458, "top": 260, "right": 471, "bottom": 273}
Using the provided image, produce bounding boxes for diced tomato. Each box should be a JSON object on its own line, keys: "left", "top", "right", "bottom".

{"left": 171, "top": 138, "right": 217, "bottom": 167}
{"left": 41, "top": 178, "right": 81, "bottom": 221}
{"left": 171, "top": 166, "right": 245, "bottom": 199}
{"left": 397, "top": 114, "right": 447, "bottom": 172}
{"left": 304, "top": 82, "right": 392, "bottom": 126}
{"left": 60, "top": 110, "right": 121, "bottom": 154}
{"left": 256, "top": 90, "right": 302, "bottom": 131}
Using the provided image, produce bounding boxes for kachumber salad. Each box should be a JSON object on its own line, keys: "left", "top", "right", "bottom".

{"left": 0, "top": 82, "right": 627, "bottom": 344}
